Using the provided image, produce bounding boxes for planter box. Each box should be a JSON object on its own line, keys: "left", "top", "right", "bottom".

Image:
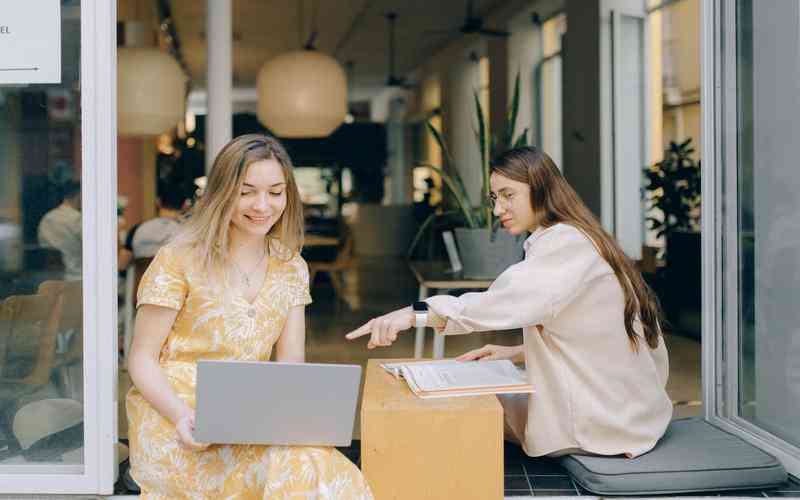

{"left": 454, "top": 228, "right": 525, "bottom": 279}
{"left": 664, "top": 231, "right": 701, "bottom": 338}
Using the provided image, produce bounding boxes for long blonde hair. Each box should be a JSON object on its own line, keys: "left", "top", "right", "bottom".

{"left": 175, "top": 134, "right": 304, "bottom": 276}
{"left": 492, "top": 146, "right": 663, "bottom": 350}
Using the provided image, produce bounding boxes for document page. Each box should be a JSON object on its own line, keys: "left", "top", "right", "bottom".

{"left": 385, "top": 360, "right": 527, "bottom": 392}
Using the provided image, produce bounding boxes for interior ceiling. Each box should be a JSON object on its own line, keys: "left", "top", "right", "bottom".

{"left": 163, "top": 0, "right": 511, "bottom": 94}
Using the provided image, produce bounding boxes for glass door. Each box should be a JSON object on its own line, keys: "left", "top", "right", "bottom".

{"left": 704, "top": 0, "right": 800, "bottom": 477}
{"left": 0, "top": 0, "right": 117, "bottom": 493}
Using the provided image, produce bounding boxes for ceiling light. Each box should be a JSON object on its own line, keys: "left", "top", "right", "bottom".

{"left": 256, "top": 50, "right": 347, "bottom": 138}
{"left": 118, "top": 48, "right": 186, "bottom": 136}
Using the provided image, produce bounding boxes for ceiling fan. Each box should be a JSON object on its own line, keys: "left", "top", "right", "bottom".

{"left": 427, "top": 0, "right": 510, "bottom": 38}
{"left": 384, "top": 12, "right": 416, "bottom": 89}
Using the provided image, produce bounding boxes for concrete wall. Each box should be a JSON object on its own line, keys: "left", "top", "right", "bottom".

{"left": 562, "top": 0, "right": 646, "bottom": 258}
{"left": 562, "top": 1, "right": 602, "bottom": 217}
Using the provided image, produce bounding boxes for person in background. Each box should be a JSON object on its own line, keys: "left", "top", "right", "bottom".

{"left": 346, "top": 146, "right": 672, "bottom": 459}
{"left": 126, "top": 187, "right": 190, "bottom": 259}
{"left": 38, "top": 180, "right": 82, "bottom": 281}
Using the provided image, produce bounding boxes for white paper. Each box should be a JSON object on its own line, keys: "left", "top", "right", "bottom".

{"left": 442, "top": 231, "right": 463, "bottom": 273}
{"left": 0, "top": 0, "right": 61, "bottom": 84}
{"left": 382, "top": 360, "right": 529, "bottom": 393}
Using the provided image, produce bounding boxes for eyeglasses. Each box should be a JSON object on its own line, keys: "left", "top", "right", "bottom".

{"left": 488, "top": 191, "right": 517, "bottom": 209}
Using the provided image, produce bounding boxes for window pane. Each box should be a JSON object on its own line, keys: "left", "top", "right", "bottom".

{"left": 737, "top": 0, "right": 800, "bottom": 446}
{"left": 0, "top": 1, "right": 84, "bottom": 469}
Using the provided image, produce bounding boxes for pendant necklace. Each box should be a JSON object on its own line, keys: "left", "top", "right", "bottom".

{"left": 233, "top": 241, "right": 268, "bottom": 288}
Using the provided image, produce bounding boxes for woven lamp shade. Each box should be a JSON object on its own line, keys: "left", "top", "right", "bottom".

{"left": 118, "top": 48, "right": 186, "bottom": 136}
{"left": 257, "top": 50, "right": 347, "bottom": 138}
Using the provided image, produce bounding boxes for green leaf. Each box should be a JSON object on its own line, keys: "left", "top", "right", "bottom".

{"left": 426, "top": 121, "right": 455, "bottom": 175}
{"left": 505, "top": 71, "right": 522, "bottom": 148}
{"left": 419, "top": 163, "right": 477, "bottom": 228}
{"left": 473, "top": 91, "right": 492, "bottom": 228}
{"left": 407, "top": 210, "right": 462, "bottom": 259}
{"left": 513, "top": 128, "right": 529, "bottom": 148}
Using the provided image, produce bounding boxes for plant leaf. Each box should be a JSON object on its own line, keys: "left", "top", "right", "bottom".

{"left": 513, "top": 128, "right": 529, "bottom": 148}
{"left": 407, "top": 210, "right": 461, "bottom": 259}
{"left": 473, "top": 91, "right": 491, "bottom": 228}
{"left": 426, "top": 121, "right": 455, "bottom": 175}
{"left": 505, "top": 71, "right": 521, "bottom": 149}
{"left": 419, "top": 163, "right": 477, "bottom": 228}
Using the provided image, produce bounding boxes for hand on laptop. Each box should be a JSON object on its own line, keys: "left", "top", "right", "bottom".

{"left": 345, "top": 306, "right": 413, "bottom": 349}
{"left": 175, "top": 410, "right": 209, "bottom": 451}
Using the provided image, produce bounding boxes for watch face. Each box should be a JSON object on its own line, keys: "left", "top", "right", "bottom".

{"left": 413, "top": 301, "right": 428, "bottom": 312}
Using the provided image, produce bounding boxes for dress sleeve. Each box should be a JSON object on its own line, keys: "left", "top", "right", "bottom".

{"left": 426, "top": 226, "right": 606, "bottom": 335}
{"left": 136, "top": 245, "right": 188, "bottom": 311}
{"left": 289, "top": 255, "right": 313, "bottom": 307}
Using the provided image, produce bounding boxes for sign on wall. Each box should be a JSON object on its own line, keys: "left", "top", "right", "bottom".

{"left": 0, "top": 0, "right": 61, "bottom": 84}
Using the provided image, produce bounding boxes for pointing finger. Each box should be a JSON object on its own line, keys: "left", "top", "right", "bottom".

{"left": 346, "top": 320, "right": 374, "bottom": 340}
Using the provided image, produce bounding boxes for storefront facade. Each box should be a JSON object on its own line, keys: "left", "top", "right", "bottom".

{"left": 0, "top": 0, "right": 797, "bottom": 495}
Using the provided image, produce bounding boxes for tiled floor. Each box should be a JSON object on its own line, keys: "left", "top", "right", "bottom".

{"left": 115, "top": 256, "right": 797, "bottom": 498}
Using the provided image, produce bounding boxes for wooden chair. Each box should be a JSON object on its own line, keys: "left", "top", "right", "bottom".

{"left": 36, "top": 281, "right": 83, "bottom": 398}
{"left": 307, "top": 230, "right": 355, "bottom": 300}
{"left": 0, "top": 293, "right": 62, "bottom": 387}
{"left": 0, "top": 293, "right": 62, "bottom": 443}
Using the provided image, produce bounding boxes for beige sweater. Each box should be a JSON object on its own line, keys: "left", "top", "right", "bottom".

{"left": 426, "top": 223, "right": 672, "bottom": 457}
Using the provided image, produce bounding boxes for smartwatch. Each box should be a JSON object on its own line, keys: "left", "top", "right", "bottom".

{"left": 412, "top": 301, "right": 428, "bottom": 328}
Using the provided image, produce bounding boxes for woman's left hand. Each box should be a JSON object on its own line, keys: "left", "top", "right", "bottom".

{"left": 345, "top": 306, "right": 413, "bottom": 349}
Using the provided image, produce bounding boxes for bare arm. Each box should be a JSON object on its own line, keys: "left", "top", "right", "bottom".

{"left": 128, "top": 304, "right": 205, "bottom": 449}
{"left": 275, "top": 305, "right": 306, "bottom": 363}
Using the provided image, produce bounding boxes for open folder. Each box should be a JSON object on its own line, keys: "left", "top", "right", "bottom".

{"left": 381, "top": 359, "right": 534, "bottom": 399}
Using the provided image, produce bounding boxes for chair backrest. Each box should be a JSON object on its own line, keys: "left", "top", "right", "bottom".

{"left": 334, "top": 229, "right": 355, "bottom": 267}
{"left": 0, "top": 293, "right": 61, "bottom": 386}
{"left": 37, "top": 280, "right": 82, "bottom": 364}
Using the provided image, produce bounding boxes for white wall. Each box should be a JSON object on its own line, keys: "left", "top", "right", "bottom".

{"left": 441, "top": 47, "right": 485, "bottom": 203}
{"left": 506, "top": 0, "right": 565, "bottom": 147}
{"left": 507, "top": 10, "right": 543, "bottom": 146}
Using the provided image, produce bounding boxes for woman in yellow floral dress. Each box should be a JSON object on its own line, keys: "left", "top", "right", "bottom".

{"left": 126, "top": 134, "right": 373, "bottom": 499}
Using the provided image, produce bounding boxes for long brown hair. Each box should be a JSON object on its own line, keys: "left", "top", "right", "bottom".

{"left": 175, "top": 133, "right": 304, "bottom": 275}
{"left": 492, "top": 146, "right": 662, "bottom": 350}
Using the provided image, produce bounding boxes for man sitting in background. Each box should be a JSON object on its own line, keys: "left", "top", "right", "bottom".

{"left": 38, "top": 181, "right": 82, "bottom": 281}
{"left": 126, "top": 188, "right": 189, "bottom": 259}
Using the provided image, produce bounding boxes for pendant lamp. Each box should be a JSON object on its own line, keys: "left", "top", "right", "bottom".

{"left": 256, "top": 50, "right": 347, "bottom": 138}
{"left": 256, "top": 0, "right": 347, "bottom": 138}
{"left": 118, "top": 23, "right": 187, "bottom": 136}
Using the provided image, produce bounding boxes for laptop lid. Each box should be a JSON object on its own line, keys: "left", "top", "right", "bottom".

{"left": 194, "top": 360, "right": 362, "bottom": 447}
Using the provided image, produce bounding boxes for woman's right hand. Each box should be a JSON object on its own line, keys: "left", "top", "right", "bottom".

{"left": 456, "top": 344, "right": 524, "bottom": 362}
{"left": 174, "top": 410, "right": 209, "bottom": 451}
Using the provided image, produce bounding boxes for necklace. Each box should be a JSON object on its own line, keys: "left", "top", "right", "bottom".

{"left": 232, "top": 241, "right": 268, "bottom": 288}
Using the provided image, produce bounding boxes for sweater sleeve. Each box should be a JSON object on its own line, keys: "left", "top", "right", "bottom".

{"left": 426, "top": 226, "right": 604, "bottom": 335}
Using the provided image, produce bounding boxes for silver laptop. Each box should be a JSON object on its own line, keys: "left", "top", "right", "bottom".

{"left": 194, "top": 360, "right": 362, "bottom": 447}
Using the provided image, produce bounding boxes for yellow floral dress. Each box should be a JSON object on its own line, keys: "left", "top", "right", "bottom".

{"left": 126, "top": 241, "right": 373, "bottom": 499}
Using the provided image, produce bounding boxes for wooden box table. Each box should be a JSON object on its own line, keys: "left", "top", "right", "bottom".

{"left": 360, "top": 359, "right": 503, "bottom": 500}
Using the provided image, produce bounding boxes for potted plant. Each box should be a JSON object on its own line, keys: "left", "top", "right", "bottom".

{"left": 643, "top": 138, "right": 701, "bottom": 334}
{"left": 409, "top": 73, "right": 530, "bottom": 279}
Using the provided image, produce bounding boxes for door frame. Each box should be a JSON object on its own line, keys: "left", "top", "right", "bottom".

{"left": 0, "top": 0, "right": 117, "bottom": 494}
{"left": 701, "top": 0, "right": 800, "bottom": 478}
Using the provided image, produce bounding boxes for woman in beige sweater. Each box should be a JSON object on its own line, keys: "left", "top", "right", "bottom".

{"left": 346, "top": 146, "right": 672, "bottom": 458}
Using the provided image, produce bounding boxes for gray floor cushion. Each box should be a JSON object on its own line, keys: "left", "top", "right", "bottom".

{"left": 559, "top": 417, "right": 787, "bottom": 496}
